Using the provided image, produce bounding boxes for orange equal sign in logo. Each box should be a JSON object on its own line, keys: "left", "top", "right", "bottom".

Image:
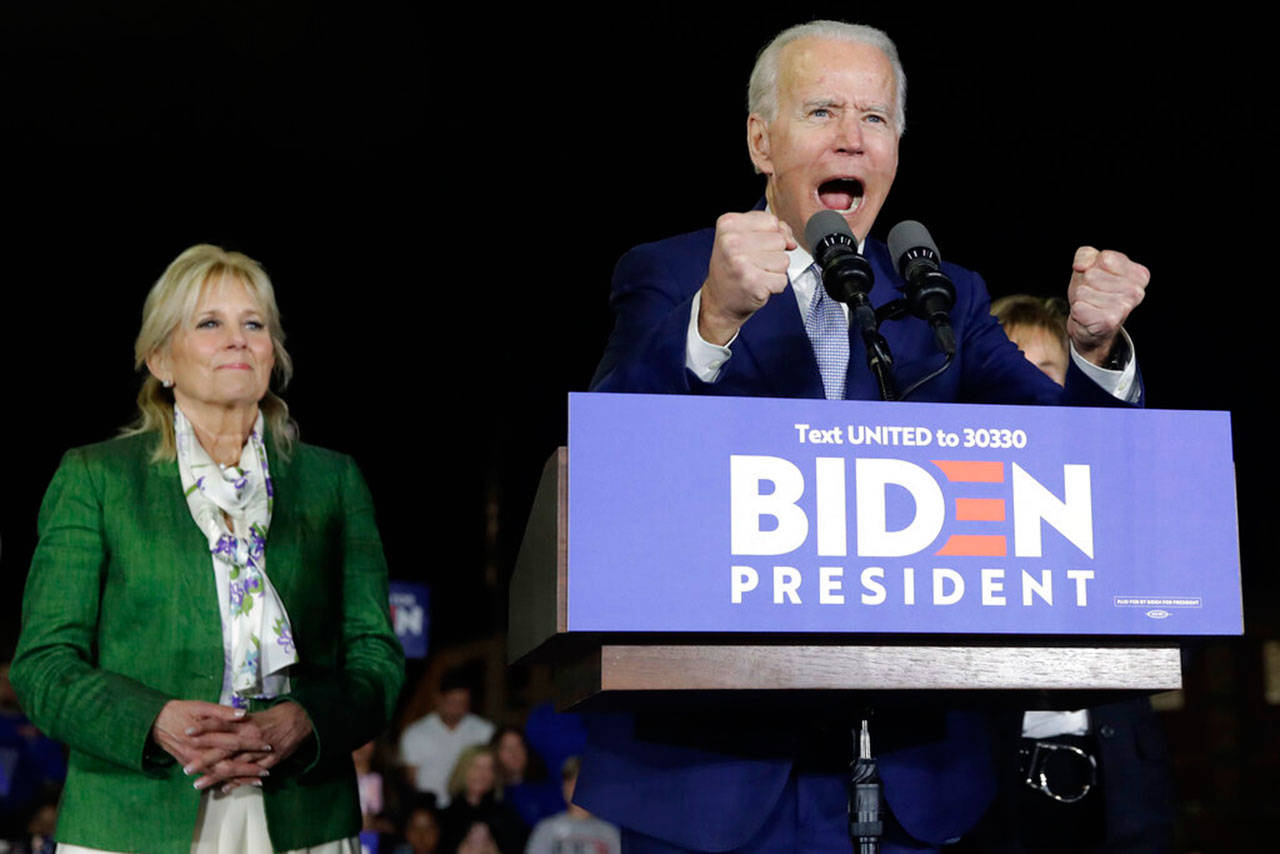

{"left": 932, "top": 460, "right": 1006, "bottom": 556}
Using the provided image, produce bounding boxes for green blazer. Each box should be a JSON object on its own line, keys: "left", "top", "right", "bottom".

{"left": 11, "top": 430, "right": 405, "bottom": 854}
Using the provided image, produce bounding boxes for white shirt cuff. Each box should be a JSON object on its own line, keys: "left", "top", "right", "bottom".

{"left": 1070, "top": 327, "right": 1139, "bottom": 403}
{"left": 1022, "top": 709, "right": 1091, "bottom": 738}
{"left": 686, "top": 289, "right": 735, "bottom": 382}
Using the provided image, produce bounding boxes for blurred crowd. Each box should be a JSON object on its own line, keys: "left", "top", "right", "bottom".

{"left": 1, "top": 662, "right": 64, "bottom": 854}
{"left": 343, "top": 664, "right": 619, "bottom": 854}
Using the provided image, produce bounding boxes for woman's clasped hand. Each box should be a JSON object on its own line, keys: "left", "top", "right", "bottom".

{"left": 150, "top": 699, "right": 315, "bottom": 792}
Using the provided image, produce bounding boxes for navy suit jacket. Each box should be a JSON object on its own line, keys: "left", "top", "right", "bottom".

{"left": 577, "top": 224, "right": 1140, "bottom": 851}
{"left": 590, "top": 226, "right": 1135, "bottom": 408}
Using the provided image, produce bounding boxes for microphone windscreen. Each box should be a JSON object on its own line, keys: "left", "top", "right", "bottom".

{"left": 804, "top": 210, "right": 855, "bottom": 254}
{"left": 887, "top": 220, "right": 941, "bottom": 268}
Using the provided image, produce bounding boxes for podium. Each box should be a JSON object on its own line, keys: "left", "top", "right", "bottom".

{"left": 510, "top": 394, "right": 1241, "bottom": 710}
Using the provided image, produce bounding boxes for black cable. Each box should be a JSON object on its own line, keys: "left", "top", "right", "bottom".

{"left": 899, "top": 354, "right": 955, "bottom": 401}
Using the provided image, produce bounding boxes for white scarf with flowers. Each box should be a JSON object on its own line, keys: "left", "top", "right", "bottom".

{"left": 174, "top": 406, "right": 298, "bottom": 707}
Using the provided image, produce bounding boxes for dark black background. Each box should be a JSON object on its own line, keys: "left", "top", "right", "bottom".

{"left": 1, "top": 4, "right": 1271, "bottom": 650}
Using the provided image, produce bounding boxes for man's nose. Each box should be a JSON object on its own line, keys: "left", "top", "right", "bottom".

{"left": 832, "top": 116, "right": 865, "bottom": 153}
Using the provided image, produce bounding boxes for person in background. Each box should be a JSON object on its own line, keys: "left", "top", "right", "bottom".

{"left": 524, "top": 757, "right": 620, "bottom": 854}
{"left": 355, "top": 741, "right": 385, "bottom": 830}
{"left": 490, "top": 728, "right": 532, "bottom": 787}
{"left": 393, "top": 794, "right": 442, "bottom": 854}
{"left": 455, "top": 822, "right": 501, "bottom": 854}
{"left": 400, "top": 669, "right": 495, "bottom": 807}
{"left": 490, "top": 727, "right": 559, "bottom": 828}
{"left": 521, "top": 704, "right": 586, "bottom": 792}
{"left": 989, "top": 295, "right": 1071, "bottom": 386}
{"left": 439, "top": 746, "right": 526, "bottom": 854}
{"left": 965, "top": 294, "right": 1175, "bottom": 853}
{"left": 355, "top": 739, "right": 409, "bottom": 844}
{"left": 0, "top": 661, "right": 66, "bottom": 845}
{"left": 9, "top": 244, "right": 404, "bottom": 853}
{"left": 6, "top": 787, "right": 59, "bottom": 854}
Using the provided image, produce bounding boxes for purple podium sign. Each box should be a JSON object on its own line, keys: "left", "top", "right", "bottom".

{"left": 567, "top": 392, "right": 1241, "bottom": 636}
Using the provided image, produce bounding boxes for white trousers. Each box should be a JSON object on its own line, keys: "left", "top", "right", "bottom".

{"left": 57, "top": 786, "right": 358, "bottom": 854}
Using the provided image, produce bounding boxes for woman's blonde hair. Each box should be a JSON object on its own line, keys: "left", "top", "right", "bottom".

{"left": 447, "top": 745, "right": 502, "bottom": 802}
{"left": 125, "top": 244, "right": 297, "bottom": 461}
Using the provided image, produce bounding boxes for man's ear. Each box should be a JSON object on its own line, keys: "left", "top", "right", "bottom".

{"left": 747, "top": 114, "right": 773, "bottom": 175}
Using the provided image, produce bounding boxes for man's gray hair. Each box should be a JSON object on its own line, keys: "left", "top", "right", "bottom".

{"left": 747, "top": 20, "right": 907, "bottom": 135}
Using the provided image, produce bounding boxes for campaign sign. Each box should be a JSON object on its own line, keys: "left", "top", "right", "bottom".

{"left": 567, "top": 392, "right": 1241, "bottom": 635}
{"left": 389, "top": 581, "right": 430, "bottom": 658}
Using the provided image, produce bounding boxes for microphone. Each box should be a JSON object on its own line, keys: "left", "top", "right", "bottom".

{"left": 805, "top": 210, "right": 898, "bottom": 399}
{"left": 887, "top": 220, "right": 957, "bottom": 356}
{"left": 805, "top": 210, "right": 874, "bottom": 304}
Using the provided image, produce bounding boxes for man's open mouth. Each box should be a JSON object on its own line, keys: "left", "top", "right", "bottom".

{"left": 818, "top": 178, "right": 864, "bottom": 213}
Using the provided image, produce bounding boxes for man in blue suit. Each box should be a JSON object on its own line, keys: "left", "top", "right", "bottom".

{"left": 578, "top": 19, "right": 1151, "bottom": 854}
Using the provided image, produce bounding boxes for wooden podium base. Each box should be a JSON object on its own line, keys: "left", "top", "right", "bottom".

{"left": 549, "top": 642, "right": 1181, "bottom": 709}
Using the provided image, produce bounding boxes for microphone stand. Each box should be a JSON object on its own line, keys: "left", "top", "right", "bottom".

{"left": 849, "top": 293, "right": 897, "bottom": 401}
{"left": 875, "top": 298, "right": 955, "bottom": 400}
{"left": 849, "top": 714, "right": 883, "bottom": 853}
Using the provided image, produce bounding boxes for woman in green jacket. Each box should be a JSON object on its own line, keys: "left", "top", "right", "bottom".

{"left": 11, "top": 244, "right": 405, "bottom": 853}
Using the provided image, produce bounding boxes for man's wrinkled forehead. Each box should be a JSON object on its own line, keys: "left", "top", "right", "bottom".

{"left": 778, "top": 37, "right": 896, "bottom": 105}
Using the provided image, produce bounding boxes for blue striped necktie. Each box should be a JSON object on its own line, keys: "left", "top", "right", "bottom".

{"left": 803, "top": 265, "right": 849, "bottom": 400}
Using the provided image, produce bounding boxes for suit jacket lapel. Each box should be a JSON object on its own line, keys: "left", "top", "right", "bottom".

{"left": 865, "top": 239, "right": 906, "bottom": 308}
{"left": 841, "top": 242, "right": 901, "bottom": 400}
{"left": 261, "top": 434, "right": 302, "bottom": 611}
{"left": 735, "top": 281, "right": 826, "bottom": 399}
{"left": 142, "top": 454, "right": 225, "bottom": 694}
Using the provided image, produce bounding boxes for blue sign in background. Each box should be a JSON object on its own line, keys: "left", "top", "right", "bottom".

{"left": 567, "top": 392, "right": 1241, "bottom": 635}
{"left": 389, "top": 580, "right": 430, "bottom": 658}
